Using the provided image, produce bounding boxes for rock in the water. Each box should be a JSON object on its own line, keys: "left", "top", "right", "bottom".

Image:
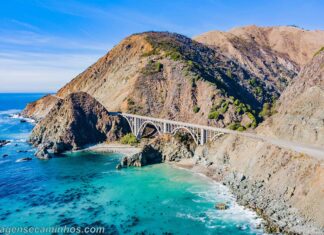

{"left": 121, "top": 145, "right": 162, "bottom": 167}
{"left": 0, "top": 140, "right": 10, "bottom": 147}
{"left": 17, "top": 150, "right": 28, "bottom": 153}
{"left": 35, "top": 147, "right": 51, "bottom": 160}
{"left": 116, "top": 163, "right": 122, "bottom": 170}
{"left": 16, "top": 157, "right": 32, "bottom": 162}
{"left": 215, "top": 203, "right": 229, "bottom": 210}
{"left": 2, "top": 154, "right": 8, "bottom": 158}
{"left": 29, "top": 92, "right": 129, "bottom": 154}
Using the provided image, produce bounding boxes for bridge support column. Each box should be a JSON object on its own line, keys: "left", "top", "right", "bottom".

{"left": 133, "top": 117, "right": 138, "bottom": 137}
{"left": 163, "top": 122, "right": 167, "bottom": 133}
{"left": 200, "top": 129, "right": 207, "bottom": 145}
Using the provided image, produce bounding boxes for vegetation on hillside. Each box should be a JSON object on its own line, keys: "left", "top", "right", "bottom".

{"left": 121, "top": 133, "right": 139, "bottom": 145}
{"left": 313, "top": 46, "right": 324, "bottom": 57}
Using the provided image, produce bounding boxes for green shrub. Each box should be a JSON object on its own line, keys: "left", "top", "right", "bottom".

{"left": 314, "top": 46, "right": 324, "bottom": 57}
{"left": 259, "top": 103, "right": 271, "bottom": 118}
{"left": 246, "top": 112, "right": 256, "bottom": 122}
{"left": 249, "top": 78, "right": 257, "bottom": 87}
{"left": 127, "top": 98, "right": 135, "bottom": 106}
{"left": 255, "top": 86, "right": 263, "bottom": 96}
{"left": 219, "top": 101, "right": 229, "bottom": 114}
{"left": 120, "top": 133, "right": 139, "bottom": 145}
{"left": 237, "top": 126, "right": 246, "bottom": 132}
{"left": 208, "top": 111, "right": 220, "bottom": 120}
{"left": 165, "top": 50, "right": 182, "bottom": 61}
{"left": 236, "top": 107, "right": 243, "bottom": 114}
{"left": 142, "top": 60, "right": 163, "bottom": 75}
{"left": 246, "top": 112, "right": 257, "bottom": 128}
{"left": 187, "top": 60, "right": 194, "bottom": 69}
{"left": 228, "top": 123, "right": 241, "bottom": 130}
{"left": 193, "top": 105, "right": 200, "bottom": 113}
{"left": 142, "top": 49, "right": 159, "bottom": 57}
{"left": 155, "top": 62, "right": 163, "bottom": 72}
{"left": 226, "top": 69, "right": 232, "bottom": 79}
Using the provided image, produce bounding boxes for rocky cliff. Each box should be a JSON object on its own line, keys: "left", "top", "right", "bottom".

{"left": 30, "top": 92, "right": 129, "bottom": 154}
{"left": 259, "top": 50, "right": 324, "bottom": 147}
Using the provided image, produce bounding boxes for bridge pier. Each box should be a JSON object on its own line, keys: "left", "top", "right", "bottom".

{"left": 163, "top": 122, "right": 167, "bottom": 133}
{"left": 200, "top": 128, "right": 207, "bottom": 145}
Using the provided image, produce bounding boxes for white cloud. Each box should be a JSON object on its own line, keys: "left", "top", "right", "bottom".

{"left": 0, "top": 51, "right": 102, "bottom": 92}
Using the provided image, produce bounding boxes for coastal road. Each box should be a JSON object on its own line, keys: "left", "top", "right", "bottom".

{"left": 120, "top": 112, "right": 324, "bottom": 161}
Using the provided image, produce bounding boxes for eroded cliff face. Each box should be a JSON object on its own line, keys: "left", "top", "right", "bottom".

{"left": 30, "top": 92, "right": 129, "bottom": 153}
{"left": 258, "top": 51, "right": 324, "bottom": 147}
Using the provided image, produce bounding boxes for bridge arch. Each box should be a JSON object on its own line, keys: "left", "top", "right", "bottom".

{"left": 171, "top": 126, "right": 199, "bottom": 145}
{"left": 210, "top": 132, "right": 224, "bottom": 142}
{"left": 120, "top": 115, "right": 134, "bottom": 134}
{"left": 137, "top": 121, "right": 162, "bottom": 138}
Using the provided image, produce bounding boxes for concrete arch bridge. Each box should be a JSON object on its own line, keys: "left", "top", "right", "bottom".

{"left": 119, "top": 113, "right": 231, "bottom": 145}
{"left": 110, "top": 113, "right": 324, "bottom": 160}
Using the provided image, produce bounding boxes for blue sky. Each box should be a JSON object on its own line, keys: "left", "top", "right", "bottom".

{"left": 1, "top": 0, "right": 323, "bottom": 92}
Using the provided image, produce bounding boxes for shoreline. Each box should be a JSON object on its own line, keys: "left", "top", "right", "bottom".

{"left": 82, "top": 144, "right": 274, "bottom": 233}
{"left": 90, "top": 142, "right": 322, "bottom": 235}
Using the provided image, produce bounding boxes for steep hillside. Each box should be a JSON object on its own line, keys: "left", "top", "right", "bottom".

{"left": 30, "top": 92, "right": 129, "bottom": 153}
{"left": 195, "top": 30, "right": 296, "bottom": 94}
{"left": 26, "top": 32, "right": 285, "bottom": 130}
{"left": 195, "top": 25, "right": 324, "bottom": 95}
{"left": 230, "top": 25, "right": 324, "bottom": 67}
{"left": 258, "top": 50, "right": 324, "bottom": 147}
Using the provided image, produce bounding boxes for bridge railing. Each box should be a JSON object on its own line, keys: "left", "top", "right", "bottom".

{"left": 120, "top": 112, "right": 262, "bottom": 141}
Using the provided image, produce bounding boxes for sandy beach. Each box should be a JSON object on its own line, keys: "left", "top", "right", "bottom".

{"left": 81, "top": 142, "right": 142, "bottom": 157}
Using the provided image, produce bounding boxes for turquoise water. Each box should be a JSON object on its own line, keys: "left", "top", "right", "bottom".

{"left": 0, "top": 94, "right": 265, "bottom": 234}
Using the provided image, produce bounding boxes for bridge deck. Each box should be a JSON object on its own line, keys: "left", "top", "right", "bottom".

{"left": 117, "top": 112, "right": 324, "bottom": 160}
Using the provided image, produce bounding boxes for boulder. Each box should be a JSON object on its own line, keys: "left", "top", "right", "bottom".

{"left": 35, "top": 147, "right": 51, "bottom": 160}
{"left": 215, "top": 202, "right": 229, "bottom": 210}
{"left": 120, "top": 145, "right": 162, "bottom": 167}
{"left": 16, "top": 157, "right": 32, "bottom": 162}
{"left": 0, "top": 140, "right": 10, "bottom": 147}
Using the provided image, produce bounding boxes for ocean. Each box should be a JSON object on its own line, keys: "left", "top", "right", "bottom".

{"left": 0, "top": 93, "right": 266, "bottom": 234}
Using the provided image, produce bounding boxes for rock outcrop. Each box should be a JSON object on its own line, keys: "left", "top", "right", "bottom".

{"left": 22, "top": 94, "right": 59, "bottom": 121}
{"left": 29, "top": 92, "right": 129, "bottom": 154}
{"left": 120, "top": 134, "right": 196, "bottom": 168}
{"left": 0, "top": 140, "right": 10, "bottom": 147}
